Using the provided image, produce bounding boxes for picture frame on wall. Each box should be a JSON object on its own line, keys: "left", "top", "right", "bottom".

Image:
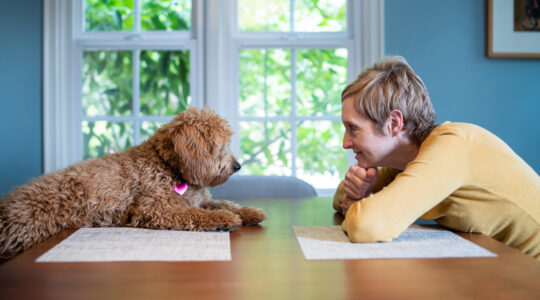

{"left": 487, "top": 0, "right": 540, "bottom": 58}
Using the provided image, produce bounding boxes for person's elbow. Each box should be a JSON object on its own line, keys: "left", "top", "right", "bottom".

{"left": 344, "top": 215, "right": 396, "bottom": 243}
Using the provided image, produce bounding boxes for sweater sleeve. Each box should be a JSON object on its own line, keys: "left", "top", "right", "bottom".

{"left": 341, "top": 130, "right": 469, "bottom": 242}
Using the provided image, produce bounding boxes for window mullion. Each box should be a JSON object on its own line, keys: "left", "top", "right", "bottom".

{"left": 133, "top": 50, "right": 141, "bottom": 145}
{"left": 83, "top": 116, "right": 174, "bottom": 123}
{"left": 290, "top": 48, "right": 297, "bottom": 177}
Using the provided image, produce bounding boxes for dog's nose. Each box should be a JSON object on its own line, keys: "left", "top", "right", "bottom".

{"left": 233, "top": 162, "right": 241, "bottom": 173}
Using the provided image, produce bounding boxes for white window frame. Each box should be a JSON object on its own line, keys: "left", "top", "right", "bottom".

{"left": 44, "top": 0, "right": 383, "bottom": 195}
{"left": 205, "top": 0, "right": 384, "bottom": 195}
{"left": 43, "top": 0, "right": 204, "bottom": 172}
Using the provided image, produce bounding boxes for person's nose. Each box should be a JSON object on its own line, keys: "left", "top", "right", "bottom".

{"left": 343, "top": 131, "right": 353, "bottom": 149}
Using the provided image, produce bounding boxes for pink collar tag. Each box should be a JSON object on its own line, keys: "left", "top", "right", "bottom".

{"left": 173, "top": 183, "right": 188, "bottom": 195}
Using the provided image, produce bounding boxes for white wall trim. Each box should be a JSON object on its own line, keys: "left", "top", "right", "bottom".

{"left": 346, "top": 0, "right": 385, "bottom": 169}
{"left": 43, "top": 0, "right": 79, "bottom": 173}
{"left": 360, "top": 0, "right": 385, "bottom": 71}
{"left": 204, "top": 0, "right": 239, "bottom": 152}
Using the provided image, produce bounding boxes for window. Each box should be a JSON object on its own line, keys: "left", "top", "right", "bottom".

{"left": 44, "top": 0, "right": 202, "bottom": 169}
{"left": 44, "top": 0, "right": 382, "bottom": 195}
{"left": 77, "top": 0, "right": 201, "bottom": 159}
{"left": 233, "top": 0, "right": 349, "bottom": 193}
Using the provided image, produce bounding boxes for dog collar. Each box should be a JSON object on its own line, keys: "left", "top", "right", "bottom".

{"left": 173, "top": 182, "right": 188, "bottom": 195}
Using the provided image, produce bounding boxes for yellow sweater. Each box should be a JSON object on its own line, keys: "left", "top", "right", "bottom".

{"left": 334, "top": 122, "right": 540, "bottom": 259}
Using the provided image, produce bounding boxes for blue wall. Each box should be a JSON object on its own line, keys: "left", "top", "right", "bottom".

{"left": 0, "top": 1, "right": 43, "bottom": 197}
{"left": 0, "top": 0, "right": 538, "bottom": 197}
{"left": 385, "top": 0, "right": 540, "bottom": 173}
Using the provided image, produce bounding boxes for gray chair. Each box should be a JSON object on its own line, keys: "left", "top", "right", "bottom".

{"left": 209, "top": 175, "right": 317, "bottom": 199}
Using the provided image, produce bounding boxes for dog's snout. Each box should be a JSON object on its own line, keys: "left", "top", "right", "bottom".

{"left": 233, "top": 162, "right": 241, "bottom": 173}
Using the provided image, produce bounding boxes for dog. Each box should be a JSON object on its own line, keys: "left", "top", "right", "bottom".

{"left": 0, "top": 107, "right": 266, "bottom": 259}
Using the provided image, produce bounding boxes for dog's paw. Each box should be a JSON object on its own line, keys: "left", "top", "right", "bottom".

{"left": 205, "top": 209, "right": 242, "bottom": 231}
{"left": 237, "top": 206, "right": 267, "bottom": 226}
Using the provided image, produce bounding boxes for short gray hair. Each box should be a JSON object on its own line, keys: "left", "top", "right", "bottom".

{"left": 341, "top": 56, "right": 436, "bottom": 144}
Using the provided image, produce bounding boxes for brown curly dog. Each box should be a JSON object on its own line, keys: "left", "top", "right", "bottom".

{"left": 0, "top": 107, "right": 266, "bottom": 259}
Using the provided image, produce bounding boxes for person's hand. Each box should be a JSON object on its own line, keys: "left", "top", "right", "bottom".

{"left": 343, "top": 165, "right": 378, "bottom": 201}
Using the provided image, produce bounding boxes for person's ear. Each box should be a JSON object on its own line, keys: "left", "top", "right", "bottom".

{"left": 387, "top": 109, "right": 404, "bottom": 137}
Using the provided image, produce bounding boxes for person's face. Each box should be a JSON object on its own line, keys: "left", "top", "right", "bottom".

{"left": 341, "top": 97, "right": 395, "bottom": 168}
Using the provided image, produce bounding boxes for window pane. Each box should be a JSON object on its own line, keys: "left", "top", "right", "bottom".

{"left": 239, "top": 49, "right": 291, "bottom": 116}
{"left": 141, "top": 121, "right": 165, "bottom": 142}
{"left": 238, "top": 0, "right": 290, "bottom": 32}
{"left": 296, "top": 48, "right": 347, "bottom": 116}
{"left": 140, "top": 50, "right": 190, "bottom": 115}
{"left": 85, "top": 0, "right": 134, "bottom": 31}
{"left": 83, "top": 51, "right": 133, "bottom": 117}
{"left": 141, "top": 0, "right": 191, "bottom": 31}
{"left": 83, "top": 121, "right": 134, "bottom": 159}
{"left": 294, "top": 0, "right": 346, "bottom": 32}
{"left": 240, "top": 121, "right": 291, "bottom": 176}
{"left": 296, "top": 121, "right": 346, "bottom": 188}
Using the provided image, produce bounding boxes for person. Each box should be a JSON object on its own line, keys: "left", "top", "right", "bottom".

{"left": 333, "top": 56, "right": 540, "bottom": 260}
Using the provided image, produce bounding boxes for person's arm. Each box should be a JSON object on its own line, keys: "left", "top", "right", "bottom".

{"left": 333, "top": 167, "right": 401, "bottom": 213}
{"left": 342, "top": 130, "right": 469, "bottom": 242}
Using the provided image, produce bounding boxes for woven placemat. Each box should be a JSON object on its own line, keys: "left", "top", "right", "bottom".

{"left": 36, "top": 227, "right": 231, "bottom": 262}
{"left": 293, "top": 225, "right": 496, "bottom": 260}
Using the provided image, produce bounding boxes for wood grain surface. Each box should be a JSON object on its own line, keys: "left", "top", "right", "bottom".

{"left": 1, "top": 197, "right": 539, "bottom": 300}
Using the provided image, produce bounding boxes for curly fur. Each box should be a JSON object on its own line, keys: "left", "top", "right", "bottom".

{"left": 0, "top": 107, "right": 266, "bottom": 260}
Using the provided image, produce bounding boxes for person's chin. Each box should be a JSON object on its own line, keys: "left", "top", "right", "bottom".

{"left": 355, "top": 159, "right": 375, "bottom": 169}
{"left": 354, "top": 160, "right": 370, "bottom": 169}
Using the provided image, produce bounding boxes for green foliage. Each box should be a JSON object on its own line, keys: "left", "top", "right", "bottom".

{"left": 239, "top": 49, "right": 291, "bottom": 116}
{"left": 83, "top": 51, "right": 133, "bottom": 117}
{"left": 237, "top": 0, "right": 349, "bottom": 183}
{"left": 141, "top": 121, "right": 164, "bottom": 142}
{"left": 83, "top": 49, "right": 190, "bottom": 158}
{"left": 296, "top": 121, "right": 346, "bottom": 177}
{"left": 294, "top": 0, "right": 346, "bottom": 32}
{"left": 239, "top": 48, "right": 348, "bottom": 181}
{"left": 237, "top": 0, "right": 290, "bottom": 31}
{"left": 141, "top": 0, "right": 191, "bottom": 31}
{"left": 85, "top": 0, "right": 134, "bottom": 31}
{"left": 296, "top": 49, "right": 347, "bottom": 116}
{"left": 83, "top": 121, "right": 134, "bottom": 159}
{"left": 240, "top": 122, "right": 292, "bottom": 176}
{"left": 140, "top": 50, "right": 190, "bottom": 115}
{"left": 238, "top": 0, "right": 346, "bottom": 32}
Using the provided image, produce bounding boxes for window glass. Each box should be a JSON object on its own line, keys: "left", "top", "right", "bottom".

{"left": 141, "top": 0, "right": 191, "bottom": 31}
{"left": 237, "top": 1, "right": 350, "bottom": 189}
{"left": 294, "top": 0, "right": 346, "bottom": 32}
{"left": 140, "top": 50, "right": 190, "bottom": 115}
{"left": 83, "top": 121, "right": 134, "bottom": 159}
{"left": 82, "top": 51, "right": 133, "bottom": 117}
{"left": 81, "top": 0, "right": 193, "bottom": 162}
{"left": 240, "top": 121, "right": 292, "bottom": 176}
{"left": 85, "top": 0, "right": 134, "bottom": 31}
{"left": 296, "top": 48, "right": 347, "bottom": 116}
{"left": 238, "top": 0, "right": 346, "bottom": 32}
{"left": 296, "top": 120, "right": 346, "bottom": 188}
{"left": 239, "top": 49, "right": 291, "bottom": 116}
{"left": 141, "top": 121, "right": 164, "bottom": 142}
{"left": 237, "top": 0, "right": 290, "bottom": 31}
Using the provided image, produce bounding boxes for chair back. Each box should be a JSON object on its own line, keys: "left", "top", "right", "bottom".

{"left": 209, "top": 175, "right": 317, "bottom": 199}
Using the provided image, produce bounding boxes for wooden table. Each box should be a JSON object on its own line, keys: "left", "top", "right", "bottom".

{"left": 1, "top": 197, "right": 539, "bottom": 300}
